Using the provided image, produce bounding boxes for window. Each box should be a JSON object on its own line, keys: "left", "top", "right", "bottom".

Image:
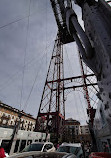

{"left": 76, "top": 130, "right": 78, "bottom": 135}
{"left": 44, "top": 144, "right": 53, "bottom": 150}
{"left": 22, "top": 143, "right": 43, "bottom": 152}
{"left": 14, "top": 140, "right": 20, "bottom": 153}
{"left": 1, "top": 140, "right": 11, "bottom": 153}
{"left": 48, "top": 144, "right": 53, "bottom": 149}
{"left": 20, "top": 140, "right": 26, "bottom": 151}
{"left": 35, "top": 140, "right": 38, "bottom": 142}
{"left": 27, "top": 140, "right": 32, "bottom": 145}
{"left": 3, "top": 120, "right": 6, "bottom": 124}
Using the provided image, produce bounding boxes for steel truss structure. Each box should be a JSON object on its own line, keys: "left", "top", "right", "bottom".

{"left": 35, "top": 35, "right": 65, "bottom": 141}
{"left": 50, "top": 0, "right": 111, "bottom": 127}
{"left": 35, "top": 34, "right": 98, "bottom": 140}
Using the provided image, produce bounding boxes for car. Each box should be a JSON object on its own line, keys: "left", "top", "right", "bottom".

{"left": 89, "top": 152, "right": 111, "bottom": 158}
{"left": 21, "top": 142, "right": 56, "bottom": 153}
{"left": 57, "top": 143, "right": 83, "bottom": 158}
{"left": 8, "top": 151, "right": 76, "bottom": 158}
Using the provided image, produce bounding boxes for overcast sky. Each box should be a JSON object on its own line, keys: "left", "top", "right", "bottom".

{"left": 0, "top": 0, "right": 92, "bottom": 125}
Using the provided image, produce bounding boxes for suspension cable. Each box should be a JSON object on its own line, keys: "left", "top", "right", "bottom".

{"left": 0, "top": 41, "right": 54, "bottom": 93}
{"left": 23, "top": 51, "right": 50, "bottom": 112}
{"left": 0, "top": 2, "right": 40, "bottom": 31}
{"left": 20, "top": 0, "right": 31, "bottom": 110}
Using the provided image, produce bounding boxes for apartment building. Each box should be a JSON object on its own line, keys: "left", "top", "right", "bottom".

{"left": 0, "top": 101, "right": 36, "bottom": 131}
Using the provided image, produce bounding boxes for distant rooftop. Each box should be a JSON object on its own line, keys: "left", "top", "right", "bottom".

{"left": 0, "top": 101, "right": 36, "bottom": 120}
{"left": 65, "top": 118, "right": 80, "bottom": 124}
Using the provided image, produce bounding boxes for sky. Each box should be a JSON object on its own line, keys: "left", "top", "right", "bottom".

{"left": 0, "top": 0, "right": 97, "bottom": 125}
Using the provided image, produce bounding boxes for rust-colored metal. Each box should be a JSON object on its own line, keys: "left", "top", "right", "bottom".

{"left": 35, "top": 35, "right": 65, "bottom": 142}
{"left": 78, "top": 52, "right": 95, "bottom": 125}
{"left": 35, "top": 35, "right": 97, "bottom": 141}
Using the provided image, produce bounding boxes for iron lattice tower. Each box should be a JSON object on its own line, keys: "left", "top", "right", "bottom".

{"left": 35, "top": 36, "right": 98, "bottom": 141}
{"left": 78, "top": 52, "right": 97, "bottom": 125}
{"left": 35, "top": 35, "right": 65, "bottom": 141}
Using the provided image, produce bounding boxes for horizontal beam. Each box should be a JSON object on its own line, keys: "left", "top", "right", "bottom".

{"left": 38, "top": 112, "right": 64, "bottom": 119}
{"left": 47, "top": 74, "right": 95, "bottom": 83}
{"left": 53, "top": 83, "right": 97, "bottom": 91}
{"left": 64, "top": 83, "right": 97, "bottom": 90}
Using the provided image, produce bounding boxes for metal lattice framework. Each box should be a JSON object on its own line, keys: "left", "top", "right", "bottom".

{"left": 50, "top": 0, "right": 111, "bottom": 125}
{"left": 35, "top": 35, "right": 65, "bottom": 140}
{"left": 35, "top": 35, "right": 98, "bottom": 141}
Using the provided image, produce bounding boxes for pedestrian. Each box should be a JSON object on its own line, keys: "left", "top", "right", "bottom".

{"left": 81, "top": 141, "right": 85, "bottom": 158}
{"left": 57, "top": 143, "right": 59, "bottom": 149}
{"left": 0, "top": 146, "right": 6, "bottom": 158}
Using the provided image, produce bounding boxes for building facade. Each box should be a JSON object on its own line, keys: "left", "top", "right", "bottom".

{"left": 80, "top": 125, "right": 90, "bottom": 135}
{"left": 0, "top": 101, "right": 36, "bottom": 131}
{"left": 64, "top": 118, "right": 81, "bottom": 143}
{"left": 79, "top": 125, "right": 91, "bottom": 143}
{"left": 64, "top": 118, "right": 91, "bottom": 143}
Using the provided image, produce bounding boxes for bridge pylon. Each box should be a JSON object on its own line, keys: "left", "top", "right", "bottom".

{"left": 34, "top": 33, "right": 98, "bottom": 142}
{"left": 35, "top": 34, "right": 65, "bottom": 142}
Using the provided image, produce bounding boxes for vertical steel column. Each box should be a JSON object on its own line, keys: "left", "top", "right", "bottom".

{"left": 35, "top": 34, "right": 65, "bottom": 142}
{"left": 61, "top": 42, "right": 65, "bottom": 141}
{"left": 57, "top": 37, "right": 61, "bottom": 140}
{"left": 78, "top": 51, "right": 93, "bottom": 124}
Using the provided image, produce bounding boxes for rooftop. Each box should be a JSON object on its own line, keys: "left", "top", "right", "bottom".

{"left": 0, "top": 101, "right": 36, "bottom": 120}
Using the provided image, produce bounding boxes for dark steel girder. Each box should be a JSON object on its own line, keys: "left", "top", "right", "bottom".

{"left": 47, "top": 74, "right": 95, "bottom": 83}
{"left": 50, "top": 0, "right": 74, "bottom": 44}
{"left": 53, "top": 83, "right": 97, "bottom": 91}
{"left": 38, "top": 112, "right": 64, "bottom": 119}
